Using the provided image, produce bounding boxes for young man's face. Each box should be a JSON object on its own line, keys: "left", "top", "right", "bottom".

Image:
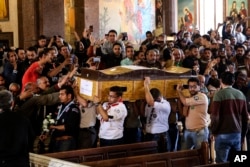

{"left": 8, "top": 51, "right": 17, "bottom": 63}
{"left": 17, "top": 49, "right": 26, "bottom": 61}
{"left": 190, "top": 48, "right": 199, "bottom": 57}
{"left": 188, "top": 81, "right": 200, "bottom": 96}
{"left": 44, "top": 52, "right": 53, "bottom": 63}
{"left": 38, "top": 39, "right": 47, "bottom": 48}
{"left": 203, "top": 50, "right": 212, "bottom": 60}
{"left": 26, "top": 50, "right": 37, "bottom": 61}
{"left": 107, "top": 91, "right": 120, "bottom": 104}
{"left": 126, "top": 48, "right": 134, "bottom": 59}
{"left": 113, "top": 45, "right": 121, "bottom": 56}
{"left": 60, "top": 46, "right": 70, "bottom": 57}
{"left": 59, "top": 89, "right": 72, "bottom": 104}
{"left": 108, "top": 32, "right": 117, "bottom": 43}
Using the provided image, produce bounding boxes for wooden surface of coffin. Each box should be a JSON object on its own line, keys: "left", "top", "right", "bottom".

{"left": 76, "top": 66, "right": 192, "bottom": 101}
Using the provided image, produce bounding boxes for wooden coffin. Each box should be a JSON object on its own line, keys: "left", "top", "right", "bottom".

{"left": 75, "top": 65, "right": 192, "bottom": 101}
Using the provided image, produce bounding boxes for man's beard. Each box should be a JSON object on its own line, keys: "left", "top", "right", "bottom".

{"left": 190, "top": 91, "right": 198, "bottom": 96}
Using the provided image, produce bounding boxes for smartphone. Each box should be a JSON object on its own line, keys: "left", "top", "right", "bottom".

{"left": 122, "top": 32, "right": 128, "bottom": 41}
{"left": 93, "top": 57, "right": 100, "bottom": 62}
{"left": 89, "top": 25, "right": 93, "bottom": 32}
{"left": 173, "top": 85, "right": 189, "bottom": 89}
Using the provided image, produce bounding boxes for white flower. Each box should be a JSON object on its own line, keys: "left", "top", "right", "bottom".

{"left": 42, "top": 113, "right": 55, "bottom": 133}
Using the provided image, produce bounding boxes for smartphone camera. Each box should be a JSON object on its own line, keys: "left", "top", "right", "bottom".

{"left": 93, "top": 57, "right": 101, "bottom": 63}
{"left": 89, "top": 25, "right": 93, "bottom": 32}
{"left": 173, "top": 85, "right": 189, "bottom": 89}
{"left": 122, "top": 32, "right": 128, "bottom": 41}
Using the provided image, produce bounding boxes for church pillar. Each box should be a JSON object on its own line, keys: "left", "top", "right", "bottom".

{"left": 17, "top": 0, "right": 39, "bottom": 48}
{"left": 163, "top": 0, "right": 178, "bottom": 34}
{"left": 38, "top": 0, "right": 64, "bottom": 39}
{"left": 18, "top": 0, "right": 64, "bottom": 49}
{"left": 84, "top": 0, "right": 99, "bottom": 37}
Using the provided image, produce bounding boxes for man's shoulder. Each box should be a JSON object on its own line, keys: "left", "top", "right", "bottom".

{"left": 215, "top": 87, "right": 245, "bottom": 99}
{"left": 69, "top": 103, "right": 80, "bottom": 113}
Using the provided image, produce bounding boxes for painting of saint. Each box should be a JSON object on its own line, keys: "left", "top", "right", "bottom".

{"left": 0, "top": 0, "right": 8, "bottom": 21}
{"left": 178, "top": 0, "right": 194, "bottom": 32}
{"left": 229, "top": 1, "right": 238, "bottom": 19}
{"left": 156, "top": 0, "right": 163, "bottom": 28}
{"left": 183, "top": 8, "right": 193, "bottom": 31}
{"left": 239, "top": 1, "right": 247, "bottom": 19}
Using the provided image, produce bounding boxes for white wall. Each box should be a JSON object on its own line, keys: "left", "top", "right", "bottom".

{"left": 197, "top": 0, "right": 223, "bottom": 35}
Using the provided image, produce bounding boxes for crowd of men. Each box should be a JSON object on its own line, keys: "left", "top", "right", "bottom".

{"left": 1, "top": 15, "right": 250, "bottom": 166}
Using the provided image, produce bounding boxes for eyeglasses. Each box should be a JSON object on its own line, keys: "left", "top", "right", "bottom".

{"left": 188, "top": 85, "right": 198, "bottom": 89}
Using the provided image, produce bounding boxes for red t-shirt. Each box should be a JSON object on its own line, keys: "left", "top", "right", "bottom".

{"left": 22, "top": 61, "right": 40, "bottom": 90}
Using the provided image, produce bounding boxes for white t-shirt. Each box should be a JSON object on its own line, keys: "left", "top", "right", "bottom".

{"left": 145, "top": 98, "right": 171, "bottom": 134}
{"left": 97, "top": 102, "right": 127, "bottom": 139}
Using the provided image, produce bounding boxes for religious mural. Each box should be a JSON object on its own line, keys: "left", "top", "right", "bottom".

{"left": 99, "top": 0, "right": 156, "bottom": 44}
{"left": 227, "top": 0, "right": 247, "bottom": 20}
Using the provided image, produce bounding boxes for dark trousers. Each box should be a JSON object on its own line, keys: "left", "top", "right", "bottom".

{"left": 49, "top": 137, "right": 76, "bottom": 153}
{"left": 168, "top": 123, "right": 179, "bottom": 151}
{"left": 123, "top": 127, "right": 141, "bottom": 144}
{"left": 0, "top": 156, "right": 29, "bottom": 167}
{"left": 100, "top": 137, "right": 124, "bottom": 147}
{"left": 145, "top": 131, "right": 170, "bottom": 152}
{"left": 78, "top": 127, "right": 97, "bottom": 149}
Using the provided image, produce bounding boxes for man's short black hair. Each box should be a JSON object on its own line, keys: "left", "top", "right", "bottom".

{"left": 108, "top": 29, "right": 117, "bottom": 35}
{"left": 38, "top": 47, "right": 54, "bottom": 58}
{"left": 202, "top": 34, "right": 211, "bottom": 42}
{"left": 27, "top": 46, "right": 37, "bottom": 54}
{"left": 220, "top": 72, "right": 235, "bottom": 86}
{"left": 60, "top": 85, "right": 75, "bottom": 100}
{"left": 203, "top": 48, "right": 212, "bottom": 53}
{"left": 110, "top": 86, "right": 123, "bottom": 97}
{"left": 113, "top": 42, "right": 122, "bottom": 49}
{"left": 38, "top": 35, "right": 46, "bottom": 40}
{"left": 15, "top": 47, "right": 25, "bottom": 54}
{"left": 189, "top": 44, "right": 198, "bottom": 51}
{"left": 146, "top": 31, "right": 152, "bottom": 35}
{"left": 188, "top": 77, "right": 200, "bottom": 86}
{"left": 150, "top": 88, "right": 161, "bottom": 101}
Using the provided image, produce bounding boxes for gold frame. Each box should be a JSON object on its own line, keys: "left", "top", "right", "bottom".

{"left": 0, "top": 0, "right": 9, "bottom": 21}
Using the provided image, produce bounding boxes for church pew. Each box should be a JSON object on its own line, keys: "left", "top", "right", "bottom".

{"left": 193, "top": 162, "right": 230, "bottom": 167}
{"left": 44, "top": 141, "right": 158, "bottom": 163}
{"left": 82, "top": 142, "right": 209, "bottom": 167}
{"left": 29, "top": 153, "right": 88, "bottom": 167}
